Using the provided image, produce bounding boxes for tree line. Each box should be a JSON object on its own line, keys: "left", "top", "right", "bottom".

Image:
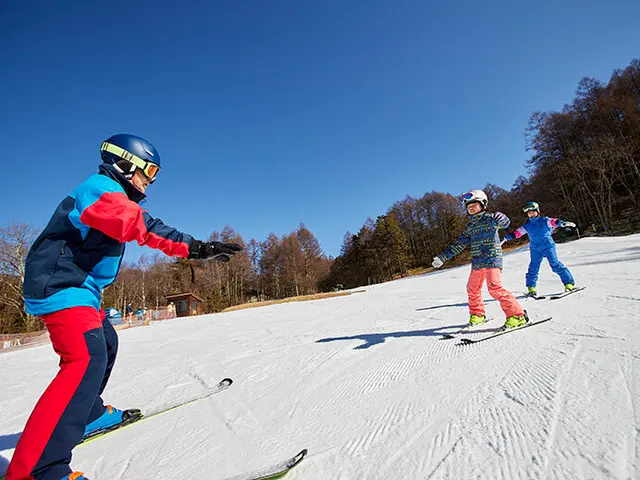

{"left": 323, "top": 59, "right": 640, "bottom": 288}
{"left": 1, "top": 59, "right": 639, "bottom": 334}
{"left": 0, "top": 223, "right": 330, "bottom": 334}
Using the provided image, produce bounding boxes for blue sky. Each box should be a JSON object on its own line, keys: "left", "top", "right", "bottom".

{"left": 1, "top": 0, "right": 639, "bottom": 261}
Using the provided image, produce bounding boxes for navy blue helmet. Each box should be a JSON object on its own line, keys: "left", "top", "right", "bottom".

{"left": 100, "top": 134, "right": 161, "bottom": 182}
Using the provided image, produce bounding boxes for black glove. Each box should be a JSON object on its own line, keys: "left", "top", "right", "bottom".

{"left": 188, "top": 240, "right": 243, "bottom": 262}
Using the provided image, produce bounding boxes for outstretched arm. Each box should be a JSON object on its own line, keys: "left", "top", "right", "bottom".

{"left": 549, "top": 218, "right": 576, "bottom": 228}
{"left": 503, "top": 225, "right": 528, "bottom": 242}
{"left": 79, "top": 190, "right": 193, "bottom": 257}
{"left": 433, "top": 229, "right": 471, "bottom": 268}
{"left": 76, "top": 177, "right": 243, "bottom": 261}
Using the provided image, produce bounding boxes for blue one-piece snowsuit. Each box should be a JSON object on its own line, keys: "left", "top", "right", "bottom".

{"left": 504, "top": 216, "right": 574, "bottom": 288}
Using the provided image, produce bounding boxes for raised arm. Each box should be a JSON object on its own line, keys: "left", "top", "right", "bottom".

{"left": 74, "top": 176, "right": 192, "bottom": 257}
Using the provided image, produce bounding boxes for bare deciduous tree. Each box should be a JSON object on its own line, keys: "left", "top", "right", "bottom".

{"left": 0, "top": 223, "right": 40, "bottom": 333}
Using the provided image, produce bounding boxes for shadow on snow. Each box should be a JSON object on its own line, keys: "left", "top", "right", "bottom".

{"left": 316, "top": 323, "right": 499, "bottom": 350}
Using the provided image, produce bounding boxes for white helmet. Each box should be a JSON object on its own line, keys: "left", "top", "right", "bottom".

{"left": 461, "top": 190, "right": 488, "bottom": 209}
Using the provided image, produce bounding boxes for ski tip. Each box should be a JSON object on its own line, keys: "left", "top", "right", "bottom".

{"left": 289, "top": 449, "right": 308, "bottom": 467}
{"left": 221, "top": 377, "right": 233, "bottom": 386}
{"left": 549, "top": 286, "right": 586, "bottom": 300}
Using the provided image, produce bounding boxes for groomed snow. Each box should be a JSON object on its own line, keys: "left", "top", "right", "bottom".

{"left": 1, "top": 234, "right": 639, "bottom": 479}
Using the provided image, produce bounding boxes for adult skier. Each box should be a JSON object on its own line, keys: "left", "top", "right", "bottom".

{"left": 7, "top": 134, "right": 243, "bottom": 480}
{"left": 431, "top": 190, "right": 527, "bottom": 330}
{"left": 502, "top": 201, "right": 577, "bottom": 296}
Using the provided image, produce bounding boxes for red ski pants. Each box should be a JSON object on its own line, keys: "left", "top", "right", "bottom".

{"left": 7, "top": 307, "right": 117, "bottom": 480}
{"left": 467, "top": 268, "right": 523, "bottom": 318}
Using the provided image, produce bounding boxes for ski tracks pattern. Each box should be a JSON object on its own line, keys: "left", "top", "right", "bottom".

{"left": 424, "top": 338, "right": 636, "bottom": 480}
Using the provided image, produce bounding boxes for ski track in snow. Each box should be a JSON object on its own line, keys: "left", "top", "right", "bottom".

{"left": 1, "top": 235, "right": 639, "bottom": 479}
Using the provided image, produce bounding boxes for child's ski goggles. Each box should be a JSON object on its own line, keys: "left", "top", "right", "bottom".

{"left": 461, "top": 192, "right": 474, "bottom": 203}
{"left": 101, "top": 142, "right": 161, "bottom": 182}
{"left": 522, "top": 201, "right": 539, "bottom": 213}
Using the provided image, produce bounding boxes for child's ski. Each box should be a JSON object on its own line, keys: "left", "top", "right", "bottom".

{"left": 456, "top": 317, "right": 552, "bottom": 345}
{"left": 440, "top": 317, "right": 495, "bottom": 339}
{"left": 224, "top": 449, "right": 308, "bottom": 480}
{"left": 549, "top": 286, "right": 586, "bottom": 300}
{"left": 80, "top": 377, "right": 233, "bottom": 445}
{"left": 525, "top": 292, "right": 547, "bottom": 300}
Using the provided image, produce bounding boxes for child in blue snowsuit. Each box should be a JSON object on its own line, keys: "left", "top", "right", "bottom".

{"left": 502, "top": 201, "right": 576, "bottom": 295}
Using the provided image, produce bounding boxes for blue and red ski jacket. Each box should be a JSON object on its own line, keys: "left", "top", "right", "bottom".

{"left": 24, "top": 164, "right": 193, "bottom": 316}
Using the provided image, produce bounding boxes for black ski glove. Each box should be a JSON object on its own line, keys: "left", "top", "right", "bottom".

{"left": 188, "top": 240, "right": 243, "bottom": 262}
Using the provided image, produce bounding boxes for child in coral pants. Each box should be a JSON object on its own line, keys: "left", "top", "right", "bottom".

{"left": 432, "top": 190, "right": 526, "bottom": 328}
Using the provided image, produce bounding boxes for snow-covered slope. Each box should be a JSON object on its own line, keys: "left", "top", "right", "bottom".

{"left": 1, "top": 235, "right": 639, "bottom": 479}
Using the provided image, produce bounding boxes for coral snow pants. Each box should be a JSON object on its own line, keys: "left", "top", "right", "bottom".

{"left": 467, "top": 268, "right": 524, "bottom": 318}
{"left": 7, "top": 307, "right": 118, "bottom": 480}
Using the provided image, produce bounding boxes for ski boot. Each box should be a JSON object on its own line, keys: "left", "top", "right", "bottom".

{"left": 502, "top": 314, "right": 527, "bottom": 330}
{"left": 564, "top": 283, "right": 576, "bottom": 292}
{"left": 468, "top": 314, "right": 487, "bottom": 327}
{"left": 527, "top": 286, "right": 537, "bottom": 297}
{"left": 62, "top": 473, "right": 88, "bottom": 480}
{"left": 83, "top": 405, "right": 142, "bottom": 440}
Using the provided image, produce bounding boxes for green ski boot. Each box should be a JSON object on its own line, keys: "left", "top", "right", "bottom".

{"left": 564, "top": 283, "right": 576, "bottom": 292}
{"left": 503, "top": 314, "right": 527, "bottom": 330}
{"left": 468, "top": 314, "right": 487, "bottom": 327}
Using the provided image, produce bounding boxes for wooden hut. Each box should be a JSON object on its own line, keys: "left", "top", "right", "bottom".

{"left": 165, "top": 292, "right": 203, "bottom": 317}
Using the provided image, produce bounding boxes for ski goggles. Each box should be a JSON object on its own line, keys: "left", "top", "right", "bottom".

{"left": 461, "top": 192, "right": 475, "bottom": 204}
{"left": 101, "top": 142, "right": 161, "bottom": 182}
{"left": 461, "top": 192, "right": 484, "bottom": 206}
{"left": 522, "top": 202, "right": 539, "bottom": 213}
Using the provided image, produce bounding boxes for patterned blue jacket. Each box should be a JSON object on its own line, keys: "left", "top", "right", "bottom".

{"left": 437, "top": 211, "right": 510, "bottom": 270}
